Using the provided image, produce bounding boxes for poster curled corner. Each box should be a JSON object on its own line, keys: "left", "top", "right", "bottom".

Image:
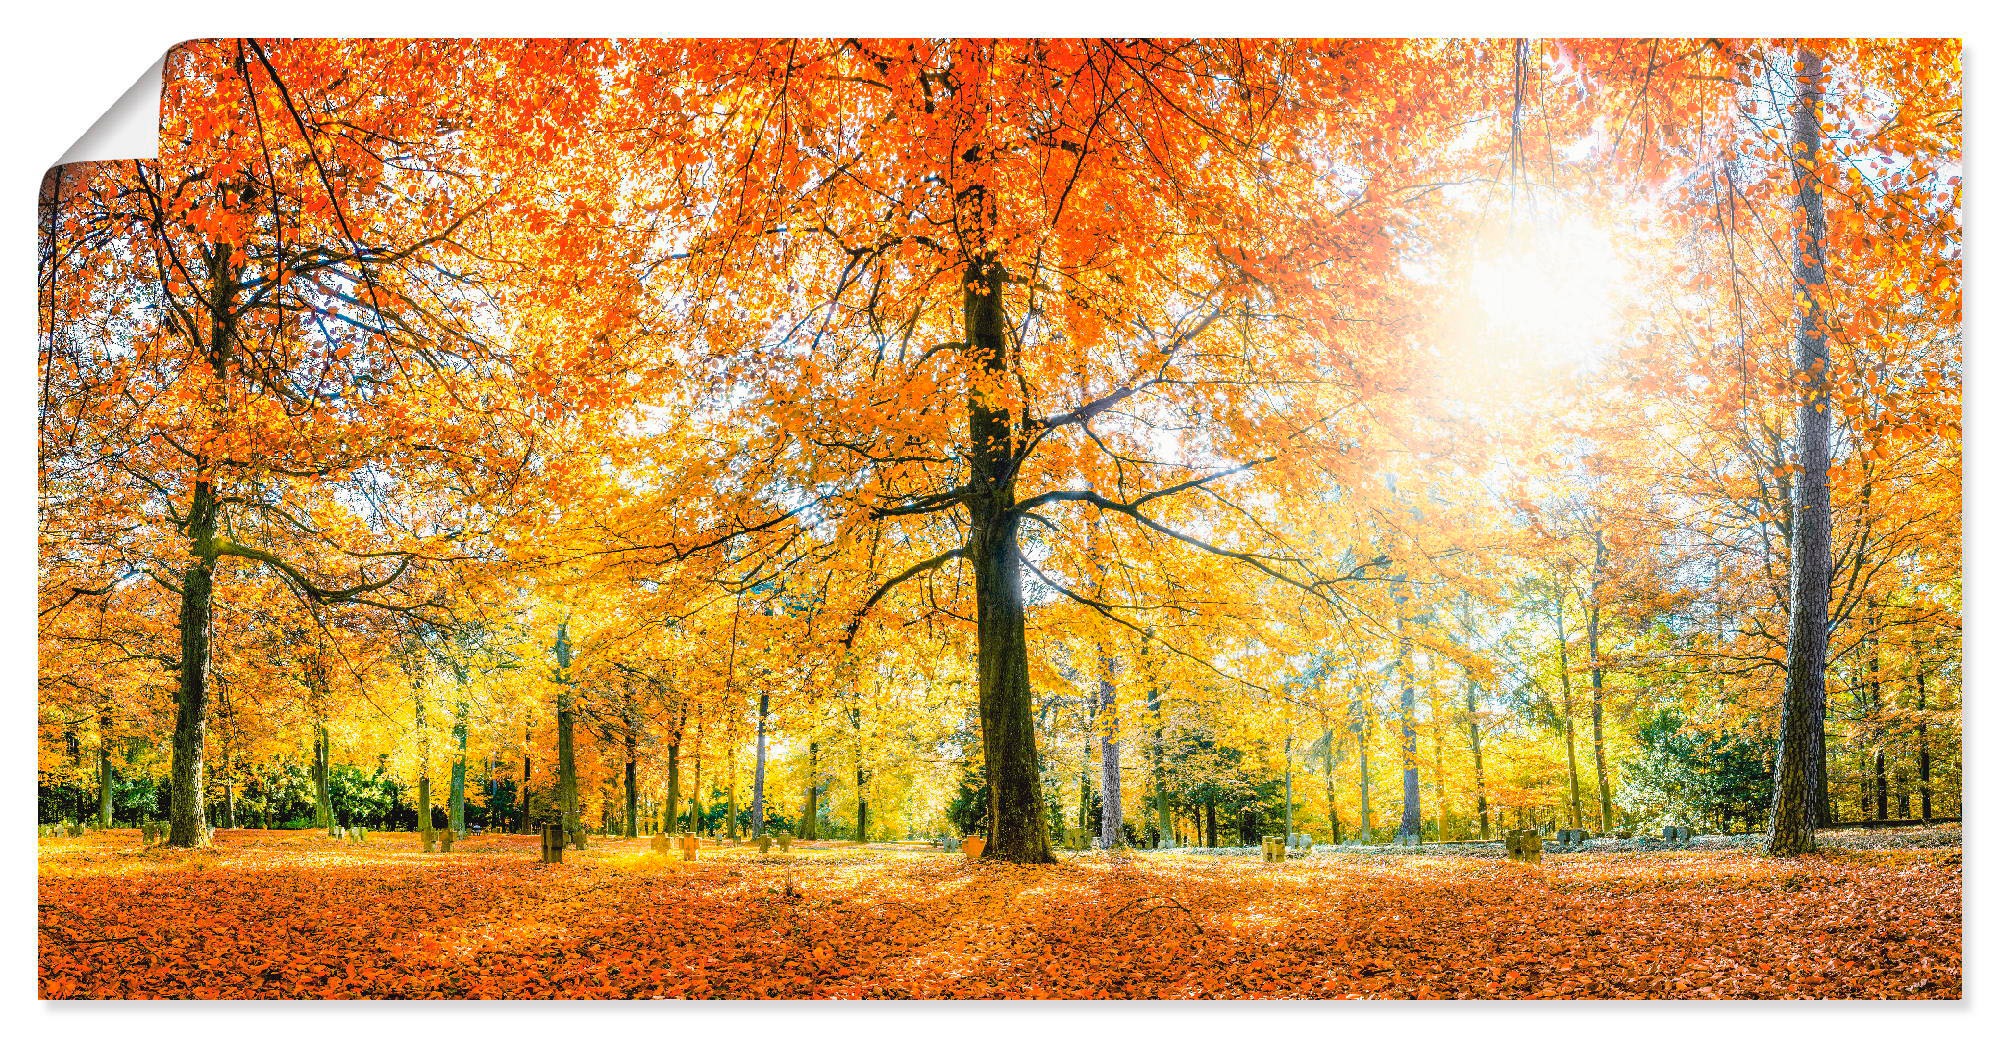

{"left": 56, "top": 53, "right": 166, "bottom": 166}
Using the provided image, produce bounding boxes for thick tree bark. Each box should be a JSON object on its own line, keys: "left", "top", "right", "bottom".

{"left": 554, "top": 623, "right": 580, "bottom": 846}
{"left": 963, "top": 242, "right": 1055, "bottom": 864}
{"left": 165, "top": 243, "right": 239, "bottom": 850}
{"left": 450, "top": 702, "right": 468, "bottom": 836}
{"left": 97, "top": 711, "right": 114, "bottom": 828}
{"left": 1770, "top": 46, "right": 1832, "bottom": 858}
{"left": 168, "top": 482, "right": 218, "bottom": 848}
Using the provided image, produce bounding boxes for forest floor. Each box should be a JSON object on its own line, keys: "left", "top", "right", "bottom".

{"left": 38, "top": 827, "right": 1959, "bottom": 1000}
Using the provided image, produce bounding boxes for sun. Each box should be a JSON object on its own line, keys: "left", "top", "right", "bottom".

{"left": 1463, "top": 212, "right": 1632, "bottom": 366}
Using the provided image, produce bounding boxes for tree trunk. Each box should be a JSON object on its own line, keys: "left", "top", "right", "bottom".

{"left": 1096, "top": 650, "right": 1122, "bottom": 847}
{"left": 955, "top": 66, "right": 1053, "bottom": 862}
{"left": 751, "top": 691, "right": 769, "bottom": 837}
{"left": 312, "top": 719, "right": 333, "bottom": 834}
{"left": 167, "top": 476, "right": 218, "bottom": 848}
{"left": 1395, "top": 609, "right": 1421, "bottom": 841}
{"left": 1554, "top": 594, "right": 1585, "bottom": 829}
{"left": 449, "top": 701, "right": 468, "bottom": 836}
{"left": 1916, "top": 663, "right": 1932, "bottom": 820}
{"left": 851, "top": 704, "right": 867, "bottom": 842}
{"left": 1354, "top": 701, "right": 1372, "bottom": 843}
{"left": 1078, "top": 714, "right": 1094, "bottom": 840}
{"left": 666, "top": 739, "right": 681, "bottom": 834}
{"left": 802, "top": 740, "right": 819, "bottom": 840}
{"left": 1323, "top": 725, "right": 1342, "bottom": 844}
{"left": 1466, "top": 675, "right": 1491, "bottom": 839}
{"left": 1145, "top": 667, "right": 1170, "bottom": 846}
{"left": 625, "top": 726, "right": 640, "bottom": 839}
{"left": 97, "top": 711, "right": 114, "bottom": 828}
{"left": 166, "top": 242, "right": 236, "bottom": 850}
{"left": 554, "top": 623, "right": 580, "bottom": 846}
{"left": 1587, "top": 547, "right": 1613, "bottom": 832}
{"left": 416, "top": 691, "right": 432, "bottom": 844}
{"left": 518, "top": 723, "right": 532, "bottom": 835}
{"left": 1204, "top": 801, "right": 1216, "bottom": 848}
{"left": 1770, "top": 45, "right": 1832, "bottom": 858}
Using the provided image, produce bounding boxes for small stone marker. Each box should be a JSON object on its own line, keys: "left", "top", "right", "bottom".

{"left": 421, "top": 828, "right": 436, "bottom": 853}
{"left": 353, "top": 826, "right": 366, "bottom": 843}
{"left": 1504, "top": 828, "right": 1543, "bottom": 864}
{"left": 776, "top": 833, "right": 793, "bottom": 852}
{"left": 650, "top": 833, "right": 669, "bottom": 854}
{"left": 1261, "top": 836, "right": 1287, "bottom": 862}
{"left": 540, "top": 822, "right": 563, "bottom": 864}
{"left": 756, "top": 835, "right": 773, "bottom": 854}
{"left": 680, "top": 835, "right": 699, "bottom": 861}
{"left": 962, "top": 835, "right": 986, "bottom": 858}
{"left": 568, "top": 826, "right": 587, "bottom": 851}
{"left": 440, "top": 828, "right": 455, "bottom": 853}
{"left": 1661, "top": 825, "right": 1692, "bottom": 846}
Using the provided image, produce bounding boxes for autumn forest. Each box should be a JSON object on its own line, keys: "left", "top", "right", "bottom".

{"left": 37, "top": 38, "right": 1960, "bottom": 1000}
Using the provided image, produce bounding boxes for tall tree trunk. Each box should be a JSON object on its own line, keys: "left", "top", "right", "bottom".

{"left": 751, "top": 691, "right": 769, "bottom": 837}
{"left": 1204, "top": 801, "right": 1216, "bottom": 848}
{"left": 1554, "top": 594, "right": 1585, "bottom": 829}
{"left": 956, "top": 53, "right": 1053, "bottom": 862}
{"left": 1465, "top": 674, "right": 1491, "bottom": 838}
{"left": 312, "top": 719, "right": 333, "bottom": 834}
{"left": 168, "top": 474, "right": 218, "bottom": 848}
{"left": 1096, "top": 650, "right": 1122, "bottom": 847}
{"left": 1395, "top": 608, "right": 1421, "bottom": 841}
{"left": 625, "top": 725, "right": 640, "bottom": 839}
{"left": 1322, "top": 725, "right": 1342, "bottom": 844}
{"left": 665, "top": 737, "right": 682, "bottom": 834}
{"left": 1770, "top": 45, "right": 1833, "bottom": 858}
{"left": 1078, "top": 711, "right": 1094, "bottom": 840}
{"left": 97, "top": 710, "right": 114, "bottom": 828}
{"left": 1916, "top": 663, "right": 1932, "bottom": 820}
{"left": 416, "top": 690, "right": 432, "bottom": 844}
{"left": 1587, "top": 538, "right": 1613, "bottom": 832}
{"left": 726, "top": 737, "right": 738, "bottom": 840}
{"left": 553, "top": 623, "right": 580, "bottom": 846}
{"left": 166, "top": 244, "right": 236, "bottom": 850}
{"left": 1354, "top": 700, "right": 1372, "bottom": 843}
{"left": 802, "top": 740, "right": 819, "bottom": 840}
{"left": 450, "top": 700, "right": 469, "bottom": 836}
{"left": 850, "top": 705, "right": 867, "bottom": 842}
{"left": 1145, "top": 667, "right": 1170, "bottom": 846}
{"left": 517, "top": 722, "right": 532, "bottom": 835}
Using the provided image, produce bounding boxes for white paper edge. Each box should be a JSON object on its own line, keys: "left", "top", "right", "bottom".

{"left": 56, "top": 53, "right": 166, "bottom": 165}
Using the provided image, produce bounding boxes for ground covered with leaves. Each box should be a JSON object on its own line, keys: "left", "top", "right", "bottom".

{"left": 39, "top": 828, "right": 1960, "bottom": 1000}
